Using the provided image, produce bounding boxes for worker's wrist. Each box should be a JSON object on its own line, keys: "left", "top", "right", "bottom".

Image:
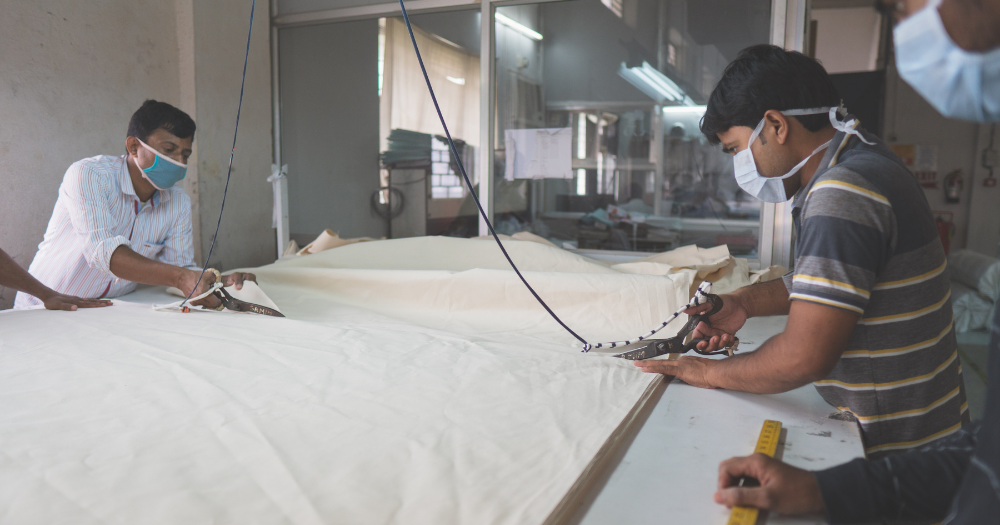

{"left": 703, "top": 360, "right": 724, "bottom": 389}
{"left": 726, "top": 291, "right": 752, "bottom": 319}
{"left": 31, "top": 285, "right": 58, "bottom": 303}
{"left": 174, "top": 267, "right": 196, "bottom": 292}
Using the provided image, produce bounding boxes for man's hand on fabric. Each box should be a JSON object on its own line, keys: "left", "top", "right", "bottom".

{"left": 182, "top": 270, "right": 257, "bottom": 309}
{"left": 684, "top": 293, "right": 747, "bottom": 353}
{"left": 41, "top": 293, "right": 113, "bottom": 311}
{"left": 222, "top": 272, "right": 256, "bottom": 291}
{"left": 715, "top": 453, "right": 826, "bottom": 516}
{"left": 634, "top": 356, "right": 718, "bottom": 388}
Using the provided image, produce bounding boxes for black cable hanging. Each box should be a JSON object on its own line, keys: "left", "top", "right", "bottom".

{"left": 395, "top": 0, "right": 589, "bottom": 347}
{"left": 181, "top": 0, "right": 257, "bottom": 308}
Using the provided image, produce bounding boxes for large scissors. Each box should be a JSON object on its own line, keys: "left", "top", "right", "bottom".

{"left": 212, "top": 287, "right": 285, "bottom": 317}
{"left": 612, "top": 293, "right": 738, "bottom": 360}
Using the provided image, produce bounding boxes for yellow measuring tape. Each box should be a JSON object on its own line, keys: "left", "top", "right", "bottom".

{"left": 727, "top": 419, "right": 783, "bottom": 525}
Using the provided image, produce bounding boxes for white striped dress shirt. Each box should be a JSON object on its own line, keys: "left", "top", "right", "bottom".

{"left": 14, "top": 155, "right": 196, "bottom": 308}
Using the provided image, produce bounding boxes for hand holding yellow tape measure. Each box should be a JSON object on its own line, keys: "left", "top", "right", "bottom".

{"left": 727, "top": 420, "right": 783, "bottom": 525}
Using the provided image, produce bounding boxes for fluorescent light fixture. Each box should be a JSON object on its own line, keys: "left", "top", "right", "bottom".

{"left": 618, "top": 61, "right": 697, "bottom": 106}
{"left": 496, "top": 13, "right": 543, "bottom": 41}
{"left": 662, "top": 105, "right": 707, "bottom": 114}
{"left": 446, "top": 76, "right": 466, "bottom": 85}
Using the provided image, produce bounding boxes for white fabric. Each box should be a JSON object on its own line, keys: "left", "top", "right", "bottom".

{"left": 0, "top": 236, "right": 712, "bottom": 525}
{"left": 949, "top": 249, "right": 1000, "bottom": 302}
{"left": 951, "top": 281, "right": 993, "bottom": 332}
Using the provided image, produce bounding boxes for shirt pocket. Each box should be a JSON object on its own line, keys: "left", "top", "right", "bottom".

{"left": 136, "top": 241, "right": 166, "bottom": 261}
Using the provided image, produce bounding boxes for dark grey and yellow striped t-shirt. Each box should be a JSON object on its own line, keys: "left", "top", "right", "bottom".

{"left": 784, "top": 128, "right": 970, "bottom": 460}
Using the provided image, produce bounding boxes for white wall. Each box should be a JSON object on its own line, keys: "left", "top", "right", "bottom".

{"left": 0, "top": 0, "right": 274, "bottom": 309}
{"left": 882, "top": 65, "right": 983, "bottom": 253}
{"left": 811, "top": 7, "right": 881, "bottom": 74}
{"left": 188, "top": 0, "right": 275, "bottom": 272}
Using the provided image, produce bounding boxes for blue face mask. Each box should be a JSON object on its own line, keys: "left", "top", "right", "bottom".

{"left": 894, "top": 0, "right": 1000, "bottom": 122}
{"left": 135, "top": 138, "right": 188, "bottom": 190}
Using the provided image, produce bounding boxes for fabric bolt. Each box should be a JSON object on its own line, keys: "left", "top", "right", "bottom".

{"left": 951, "top": 282, "right": 993, "bottom": 332}
{"left": 814, "top": 306, "right": 1000, "bottom": 524}
{"left": 948, "top": 249, "right": 1000, "bottom": 302}
{"left": 296, "top": 229, "right": 375, "bottom": 256}
{"left": 14, "top": 155, "right": 197, "bottom": 308}
{"left": 785, "top": 126, "right": 968, "bottom": 459}
{"left": 0, "top": 236, "right": 708, "bottom": 525}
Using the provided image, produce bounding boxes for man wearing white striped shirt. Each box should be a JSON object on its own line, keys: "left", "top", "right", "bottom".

{"left": 15, "top": 100, "right": 254, "bottom": 310}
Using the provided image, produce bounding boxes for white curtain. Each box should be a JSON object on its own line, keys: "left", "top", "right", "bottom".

{"left": 380, "top": 18, "right": 481, "bottom": 149}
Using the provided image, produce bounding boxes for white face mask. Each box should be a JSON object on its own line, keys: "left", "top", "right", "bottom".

{"left": 733, "top": 106, "right": 873, "bottom": 203}
{"left": 894, "top": 0, "right": 1000, "bottom": 122}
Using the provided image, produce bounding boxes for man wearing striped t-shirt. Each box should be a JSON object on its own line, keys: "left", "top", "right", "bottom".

{"left": 636, "top": 45, "right": 969, "bottom": 458}
{"left": 15, "top": 100, "right": 254, "bottom": 310}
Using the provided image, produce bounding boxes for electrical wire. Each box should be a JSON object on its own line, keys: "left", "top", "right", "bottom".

{"left": 181, "top": 0, "right": 256, "bottom": 308}
{"left": 396, "top": 0, "right": 589, "bottom": 347}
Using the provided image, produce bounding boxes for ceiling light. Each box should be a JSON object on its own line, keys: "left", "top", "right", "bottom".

{"left": 496, "top": 13, "right": 543, "bottom": 41}
{"left": 446, "top": 76, "right": 466, "bottom": 85}
{"left": 618, "top": 61, "right": 696, "bottom": 106}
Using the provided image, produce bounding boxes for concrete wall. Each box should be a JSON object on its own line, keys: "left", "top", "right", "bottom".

{"left": 279, "top": 19, "right": 383, "bottom": 240}
{"left": 188, "top": 0, "right": 275, "bottom": 271}
{"left": 0, "top": 0, "right": 274, "bottom": 309}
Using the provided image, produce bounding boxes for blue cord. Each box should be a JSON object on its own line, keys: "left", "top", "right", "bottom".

{"left": 181, "top": 0, "right": 257, "bottom": 308}
{"left": 396, "top": 0, "right": 589, "bottom": 347}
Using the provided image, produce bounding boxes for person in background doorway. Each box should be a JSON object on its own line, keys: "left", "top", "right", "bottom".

{"left": 710, "top": 0, "right": 1000, "bottom": 522}
{"left": 14, "top": 100, "right": 254, "bottom": 310}
{"left": 0, "top": 248, "right": 110, "bottom": 310}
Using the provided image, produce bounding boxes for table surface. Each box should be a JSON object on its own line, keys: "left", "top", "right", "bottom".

{"left": 572, "top": 316, "right": 864, "bottom": 525}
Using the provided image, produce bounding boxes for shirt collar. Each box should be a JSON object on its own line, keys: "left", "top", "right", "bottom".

{"left": 791, "top": 129, "right": 854, "bottom": 210}
{"left": 118, "top": 154, "right": 169, "bottom": 206}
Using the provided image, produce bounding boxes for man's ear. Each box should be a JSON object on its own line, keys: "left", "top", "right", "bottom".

{"left": 125, "top": 136, "right": 139, "bottom": 158}
{"left": 762, "top": 110, "right": 791, "bottom": 145}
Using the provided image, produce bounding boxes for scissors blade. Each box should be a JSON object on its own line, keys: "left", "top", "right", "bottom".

{"left": 613, "top": 340, "right": 675, "bottom": 360}
{"left": 215, "top": 289, "right": 286, "bottom": 317}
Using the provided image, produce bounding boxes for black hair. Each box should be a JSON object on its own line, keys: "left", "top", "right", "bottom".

{"left": 700, "top": 45, "right": 840, "bottom": 145}
{"left": 127, "top": 99, "right": 196, "bottom": 142}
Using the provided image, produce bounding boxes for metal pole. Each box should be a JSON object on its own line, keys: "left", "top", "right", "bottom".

{"left": 270, "top": 0, "right": 289, "bottom": 259}
{"left": 478, "top": 0, "right": 495, "bottom": 236}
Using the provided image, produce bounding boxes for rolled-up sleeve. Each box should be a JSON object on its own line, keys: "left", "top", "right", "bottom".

{"left": 60, "top": 162, "right": 131, "bottom": 275}
{"left": 158, "top": 191, "right": 198, "bottom": 270}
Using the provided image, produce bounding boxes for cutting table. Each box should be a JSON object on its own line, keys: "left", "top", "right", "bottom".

{"left": 572, "top": 315, "right": 864, "bottom": 524}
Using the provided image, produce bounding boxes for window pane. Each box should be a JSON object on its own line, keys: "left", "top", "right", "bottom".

{"left": 494, "top": 0, "right": 770, "bottom": 256}
{"left": 381, "top": 11, "right": 482, "bottom": 233}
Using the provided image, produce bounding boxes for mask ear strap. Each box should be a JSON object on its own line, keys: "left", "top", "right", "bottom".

{"left": 747, "top": 116, "right": 768, "bottom": 149}
{"left": 829, "top": 105, "right": 876, "bottom": 145}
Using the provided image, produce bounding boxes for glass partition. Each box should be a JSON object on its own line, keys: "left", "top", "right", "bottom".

{"left": 492, "top": 0, "right": 771, "bottom": 256}
{"left": 379, "top": 10, "right": 482, "bottom": 238}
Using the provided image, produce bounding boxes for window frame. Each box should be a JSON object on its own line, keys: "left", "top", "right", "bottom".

{"left": 270, "top": 0, "right": 808, "bottom": 269}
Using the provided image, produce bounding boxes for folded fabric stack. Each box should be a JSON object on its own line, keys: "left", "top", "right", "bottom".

{"left": 949, "top": 249, "right": 1000, "bottom": 332}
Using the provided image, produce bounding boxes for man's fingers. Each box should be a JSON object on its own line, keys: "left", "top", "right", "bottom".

{"left": 191, "top": 294, "right": 222, "bottom": 309}
{"left": 633, "top": 359, "right": 678, "bottom": 375}
{"left": 77, "top": 298, "right": 113, "bottom": 308}
{"left": 683, "top": 302, "right": 713, "bottom": 315}
{"left": 223, "top": 272, "right": 257, "bottom": 290}
{"left": 714, "top": 486, "right": 772, "bottom": 509}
